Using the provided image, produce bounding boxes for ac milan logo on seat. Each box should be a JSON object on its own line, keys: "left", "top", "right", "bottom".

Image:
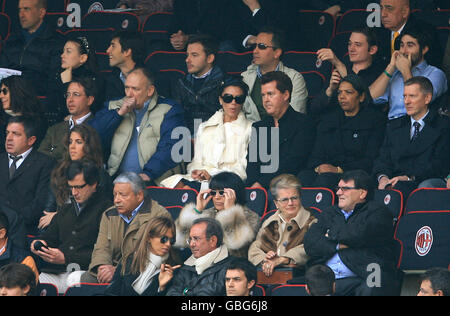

{"left": 318, "top": 16, "right": 325, "bottom": 26}
{"left": 415, "top": 226, "right": 433, "bottom": 257}
{"left": 88, "top": 2, "right": 104, "bottom": 13}
{"left": 384, "top": 194, "right": 391, "bottom": 205}
{"left": 250, "top": 191, "right": 257, "bottom": 201}
{"left": 181, "top": 193, "right": 189, "bottom": 204}
{"left": 315, "top": 192, "right": 323, "bottom": 203}
{"left": 122, "top": 19, "right": 129, "bottom": 29}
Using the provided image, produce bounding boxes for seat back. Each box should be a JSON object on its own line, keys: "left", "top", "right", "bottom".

{"left": 374, "top": 189, "right": 404, "bottom": 225}
{"left": 146, "top": 186, "right": 198, "bottom": 209}
{"left": 300, "top": 187, "right": 335, "bottom": 213}
{"left": 405, "top": 188, "right": 450, "bottom": 214}
{"left": 296, "top": 10, "right": 335, "bottom": 51}
{"left": 82, "top": 11, "right": 141, "bottom": 31}
{"left": 283, "top": 51, "right": 333, "bottom": 84}
{"left": 245, "top": 187, "right": 268, "bottom": 218}
{"left": 336, "top": 9, "right": 373, "bottom": 33}
{"left": 271, "top": 284, "right": 309, "bottom": 296}
{"left": 0, "top": 12, "right": 10, "bottom": 41}
{"left": 64, "top": 283, "right": 110, "bottom": 296}
{"left": 36, "top": 283, "right": 59, "bottom": 296}
{"left": 216, "top": 51, "right": 253, "bottom": 76}
{"left": 251, "top": 284, "right": 266, "bottom": 297}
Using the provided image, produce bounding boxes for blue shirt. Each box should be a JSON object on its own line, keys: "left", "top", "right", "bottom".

{"left": 326, "top": 210, "right": 358, "bottom": 280}
{"left": 374, "top": 61, "right": 447, "bottom": 120}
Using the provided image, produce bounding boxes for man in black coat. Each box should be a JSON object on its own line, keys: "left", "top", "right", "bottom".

{"left": 304, "top": 170, "right": 402, "bottom": 296}
{"left": 0, "top": 116, "right": 55, "bottom": 235}
{"left": 245, "top": 71, "right": 315, "bottom": 190}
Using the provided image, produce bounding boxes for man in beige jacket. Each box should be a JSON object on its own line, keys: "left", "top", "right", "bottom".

{"left": 242, "top": 26, "right": 308, "bottom": 122}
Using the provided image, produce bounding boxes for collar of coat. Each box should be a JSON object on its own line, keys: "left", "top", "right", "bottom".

{"left": 184, "top": 244, "right": 229, "bottom": 267}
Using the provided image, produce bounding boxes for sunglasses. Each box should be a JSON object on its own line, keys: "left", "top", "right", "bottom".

{"left": 221, "top": 94, "right": 246, "bottom": 105}
{"left": 0, "top": 88, "right": 8, "bottom": 95}
{"left": 209, "top": 190, "right": 225, "bottom": 197}
{"left": 250, "top": 43, "right": 278, "bottom": 50}
{"left": 160, "top": 235, "right": 176, "bottom": 245}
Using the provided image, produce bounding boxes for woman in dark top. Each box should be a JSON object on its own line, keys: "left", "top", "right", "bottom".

{"left": 298, "top": 74, "right": 386, "bottom": 190}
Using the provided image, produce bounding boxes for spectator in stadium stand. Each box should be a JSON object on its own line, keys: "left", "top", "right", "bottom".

{"left": 173, "top": 172, "right": 260, "bottom": 258}
{"left": 305, "top": 264, "right": 336, "bottom": 296}
{"left": 370, "top": 27, "right": 447, "bottom": 121}
{"left": 311, "top": 27, "right": 384, "bottom": 117}
{"left": 161, "top": 80, "right": 252, "bottom": 190}
{"left": 298, "top": 75, "right": 386, "bottom": 191}
{"left": 81, "top": 172, "right": 170, "bottom": 284}
{"left": 105, "top": 216, "right": 181, "bottom": 296}
{"left": 39, "top": 124, "right": 113, "bottom": 231}
{"left": 30, "top": 161, "right": 113, "bottom": 295}
{"left": 225, "top": 257, "right": 257, "bottom": 297}
{"left": 245, "top": 71, "right": 315, "bottom": 190}
{"left": 241, "top": 26, "right": 308, "bottom": 122}
{"left": 104, "top": 31, "right": 146, "bottom": 102}
{"left": 0, "top": 263, "right": 37, "bottom": 296}
{"left": 0, "top": 116, "right": 55, "bottom": 235}
{"left": 373, "top": 76, "right": 450, "bottom": 198}
{"left": 117, "top": 0, "right": 174, "bottom": 22}
{"left": 417, "top": 267, "right": 450, "bottom": 296}
{"left": 0, "top": 0, "right": 64, "bottom": 97}
{"left": 39, "top": 77, "right": 97, "bottom": 162}
{"left": 304, "top": 170, "right": 402, "bottom": 296}
{"left": 171, "top": 34, "right": 234, "bottom": 135}
{"left": 248, "top": 174, "right": 317, "bottom": 278}
{"left": 0, "top": 75, "right": 47, "bottom": 152}
{"left": 166, "top": 217, "right": 233, "bottom": 296}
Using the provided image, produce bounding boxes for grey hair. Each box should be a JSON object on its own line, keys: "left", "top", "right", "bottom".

{"left": 113, "top": 172, "right": 146, "bottom": 195}
{"left": 269, "top": 174, "right": 302, "bottom": 200}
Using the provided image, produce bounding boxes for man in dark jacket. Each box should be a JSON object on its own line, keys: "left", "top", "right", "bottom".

{"left": 30, "top": 161, "right": 113, "bottom": 294}
{"left": 171, "top": 34, "right": 234, "bottom": 135}
{"left": 166, "top": 218, "right": 233, "bottom": 296}
{"left": 0, "top": 0, "right": 63, "bottom": 96}
{"left": 304, "top": 170, "right": 402, "bottom": 296}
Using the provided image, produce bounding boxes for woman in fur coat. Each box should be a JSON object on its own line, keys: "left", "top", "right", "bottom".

{"left": 174, "top": 172, "right": 260, "bottom": 258}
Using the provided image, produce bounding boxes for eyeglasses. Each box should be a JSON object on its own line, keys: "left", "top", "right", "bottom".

{"left": 186, "top": 236, "right": 208, "bottom": 245}
{"left": 0, "top": 88, "right": 8, "bottom": 95}
{"left": 68, "top": 183, "right": 88, "bottom": 191}
{"left": 64, "top": 92, "right": 85, "bottom": 98}
{"left": 250, "top": 43, "right": 278, "bottom": 50}
{"left": 336, "top": 186, "right": 359, "bottom": 192}
{"left": 276, "top": 196, "right": 300, "bottom": 204}
{"left": 221, "top": 94, "right": 246, "bottom": 105}
{"left": 160, "top": 236, "right": 176, "bottom": 246}
{"left": 209, "top": 190, "right": 225, "bottom": 197}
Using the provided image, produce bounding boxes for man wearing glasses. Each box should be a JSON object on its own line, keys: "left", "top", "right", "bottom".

{"left": 242, "top": 27, "right": 308, "bottom": 122}
{"left": 304, "top": 170, "right": 402, "bottom": 296}
{"left": 30, "top": 161, "right": 112, "bottom": 294}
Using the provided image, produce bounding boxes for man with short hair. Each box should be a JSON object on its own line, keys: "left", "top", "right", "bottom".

{"left": 166, "top": 217, "right": 232, "bottom": 296}
{"left": 83, "top": 172, "right": 170, "bottom": 284}
{"left": 245, "top": 71, "right": 315, "bottom": 189}
{"left": 417, "top": 268, "right": 450, "bottom": 296}
{"left": 370, "top": 27, "right": 447, "bottom": 120}
{"left": 225, "top": 257, "right": 257, "bottom": 297}
{"left": 30, "top": 161, "right": 112, "bottom": 294}
{"left": 91, "top": 68, "right": 185, "bottom": 184}
{"left": 304, "top": 170, "right": 401, "bottom": 296}
{"left": 0, "top": 116, "right": 55, "bottom": 234}
{"left": 374, "top": 76, "right": 450, "bottom": 197}
{"left": 0, "top": 0, "right": 63, "bottom": 96}
{"left": 104, "top": 31, "right": 145, "bottom": 101}
{"left": 39, "top": 77, "right": 96, "bottom": 161}
{"left": 305, "top": 264, "right": 336, "bottom": 296}
{"left": 242, "top": 27, "right": 308, "bottom": 122}
{"left": 171, "top": 34, "right": 234, "bottom": 135}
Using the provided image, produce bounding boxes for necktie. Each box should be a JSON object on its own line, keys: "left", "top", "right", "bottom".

{"left": 9, "top": 155, "right": 22, "bottom": 179}
{"left": 391, "top": 31, "right": 400, "bottom": 54}
{"left": 411, "top": 122, "right": 421, "bottom": 141}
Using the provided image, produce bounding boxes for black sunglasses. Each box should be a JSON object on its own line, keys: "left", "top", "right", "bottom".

{"left": 221, "top": 94, "right": 246, "bottom": 105}
{"left": 0, "top": 88, "right": 8, "bottom": 95}
{"left": 209, "top": 190, "right": 225, "bottom": 197}
{"left": 250, "top": 43, "right": 278, "bottom": 50}
{"left": 160, "top": 235, "right": 176, "bottom": 245}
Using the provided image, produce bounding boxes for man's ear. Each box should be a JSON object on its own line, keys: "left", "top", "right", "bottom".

{"left": 207, "top": 53, "right": 215, "bottom": 65}
{"left": 0, "top": 228, "right": 7, "bottom": 239}
{"left": 369, "top": 45, "right": 378, "bottom": 56}
{"left": 27, "top": 135, "right": 37, "bottom": 147}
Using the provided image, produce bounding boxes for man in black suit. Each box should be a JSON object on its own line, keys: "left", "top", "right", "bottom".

{"left": 0, "top": 116, "right": 55, "bottom": 234}
{"left": 373, "top": 76, "right": 450, "bottom": 198}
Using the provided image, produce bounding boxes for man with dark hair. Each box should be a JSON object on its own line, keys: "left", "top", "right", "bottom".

{"left": 374, "top": 76, "right": 449, "bottom": 197}
{"left": 226, "top": 257, "right": 257, "bottom": 296}
{"left": 0, "top": 116, "right": 55, "bottom": 234}
{"left": 305, "top": 264, "right": 336, "bottom": 296}
{"left": 245, "top": 71, "right": 315, "bottom": 190}
{"left": 304, "top": 170, "right": 401, "bottom": 296}
{"left": 172, "top": 34, "right": 233, "bottom": 135}
{"left": 418, "top": 267, "right": 450, "bottom": 296}
{"left": 242, "top": 27, "right": 308, "bottom": 122}
{"left": 30, "top": 160, "right": 112, "bottom": 294}
{"left": 0, "top": 0, "right": 63, "bottom": 96}
{"left": 104, "top": 31, "right": 146, "bottom": 101}
{"left": 0, "top": 263, "right": 37, "bottom": 296}
{"left": 167, "top": 217, "right": 233, "bottom": 296}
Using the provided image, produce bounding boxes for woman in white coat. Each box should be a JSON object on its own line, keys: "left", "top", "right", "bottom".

{"left": 161, "top": 80, "right": 253, "bottom": 190}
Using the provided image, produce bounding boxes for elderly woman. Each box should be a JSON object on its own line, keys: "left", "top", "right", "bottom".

{"left": 174, "top": 172, "right": 260, "bottom": 258}
{"left": 249, "top": 174, "right": 317, "bottom": 277}
{"left": 161, "top": 80, "right": 252, "bottom": 190}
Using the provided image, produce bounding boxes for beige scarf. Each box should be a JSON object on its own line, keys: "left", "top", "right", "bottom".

{"left": 187, "top": 245, "right": 228, "bottom": 275}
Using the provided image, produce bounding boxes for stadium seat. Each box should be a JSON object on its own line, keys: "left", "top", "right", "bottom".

{"left": 300, "top": 187, "right": 335, "bottom": 213}
{"left": 271, "top": 284, "right": 309, "bottom": 296}
{"left": 216, "top": 51, "right": 253, "bottom": 76}
{"left": 82, "top": 11, "right": 141, "bottom": 31}
{"left": 36, "top": 283, "right": 59, "bottom": 296}
{"left": 245, "top": 187, "right": 268, "bottom": 218}
{"left": 0, "top": 12, "right": 10, "bottom": 41}
{"left": 374, "top": 189, "right": 404, "bottom": 225}
{"left": 296, "top": 10, "right": 336, "bottom": 51}
{"left": 251, "top": 284, "right": 266, "bottom": 296}
{"left": 45, "top": 12, "right": 70, "bottom": 34}
{"left": 260, "top": 209, "right": 276, "bottom": 224}
{"left": 404, "top": 188, "right": 450, "bottom": 214}
{"left": 142, "top": 11, "right": 174, "bottom": 34}
{"left": 63, "top": 28, "right": 115, "bottom": 55}
{"left": 299, "top": 71, "right": 327, "bottom": 99}
{"left": 146, "top": 186, "right": 198, "bottom": 209}
{"left": 64, "top": 283, "right": 110, "bottom": 296}
{"left": 329, "top": 31, "right": 352, "bottom": 60}
{"left": 166, "top": 205, "right": 182, "bottom": 220}
{"left": 283, "top": 51, "right": 333, "bottom": 84}
{"left": 335, "top": 9, "right": 373, "bottom": 33}
{"left": 413, "top": 9, "right": 450, "bottom": 28}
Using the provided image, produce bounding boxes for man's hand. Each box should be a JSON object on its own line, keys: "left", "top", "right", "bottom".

{"left": 117, "top": 97, "right": 136, "bottom": 116}
{"left": 324, "top": 5, "right": 341, "bottom": 17}
{"left": 378, "top": 176, "right": 390, "bottom": 190}
{"left": 326, "top": 69, "right": 342, "bottom": 97}
{"left": 159, "top": 264, "right": 182, "bottom": 291}
{"left": 242, "top": 0, "right": 261, "bottom": 12}
{"left": 97, "top": 265, "right": 116, "bottom": 284}
{"left": 139, "top": 173, "right": 151, "bottom": 182}
{"left": 170, "top": 30, "right": 188, "bottom": 51}
{"left": 31, "top": 241, "right": 66, "bottom": 265}
{"left": 38, "top": 211, "right": 57, "bottom": 230}
{"left": 395, "top": 53, "right": 412, "bottom": 79}
{"left": 388, "top": 175, "right": 410, "bottom": 188}
{"left": 60, "top": 67, "right": 73, "bottom": 84}
{"left": 191, "top": 170, "right": 211, "bottom": 181}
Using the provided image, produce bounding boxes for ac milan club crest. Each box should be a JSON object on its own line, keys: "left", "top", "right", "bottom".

{"left": 415, "top": 226, "right": 433, "bottom": 257}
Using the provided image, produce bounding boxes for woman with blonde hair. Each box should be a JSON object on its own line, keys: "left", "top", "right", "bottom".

{"left": 105, "top": 216, "right": 181, "bottom": 296}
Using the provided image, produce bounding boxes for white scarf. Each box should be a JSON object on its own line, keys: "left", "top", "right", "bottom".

{"left": 132, "top": 252, "right": 168, "bottom": 295}
{"left": 190, "top": 245, "right": 228, "bottom": 275}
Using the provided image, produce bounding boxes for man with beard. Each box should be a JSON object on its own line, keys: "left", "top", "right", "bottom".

{"left": 369, "top": 27, "right": 447, "bottom": 120}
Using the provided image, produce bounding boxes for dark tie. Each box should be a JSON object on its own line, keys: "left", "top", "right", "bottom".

{"left": 9, "top": 155, "right": 22, "bottom": 179}
{"left": 412, "top": 122, "right": 421, "bottom": 141}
